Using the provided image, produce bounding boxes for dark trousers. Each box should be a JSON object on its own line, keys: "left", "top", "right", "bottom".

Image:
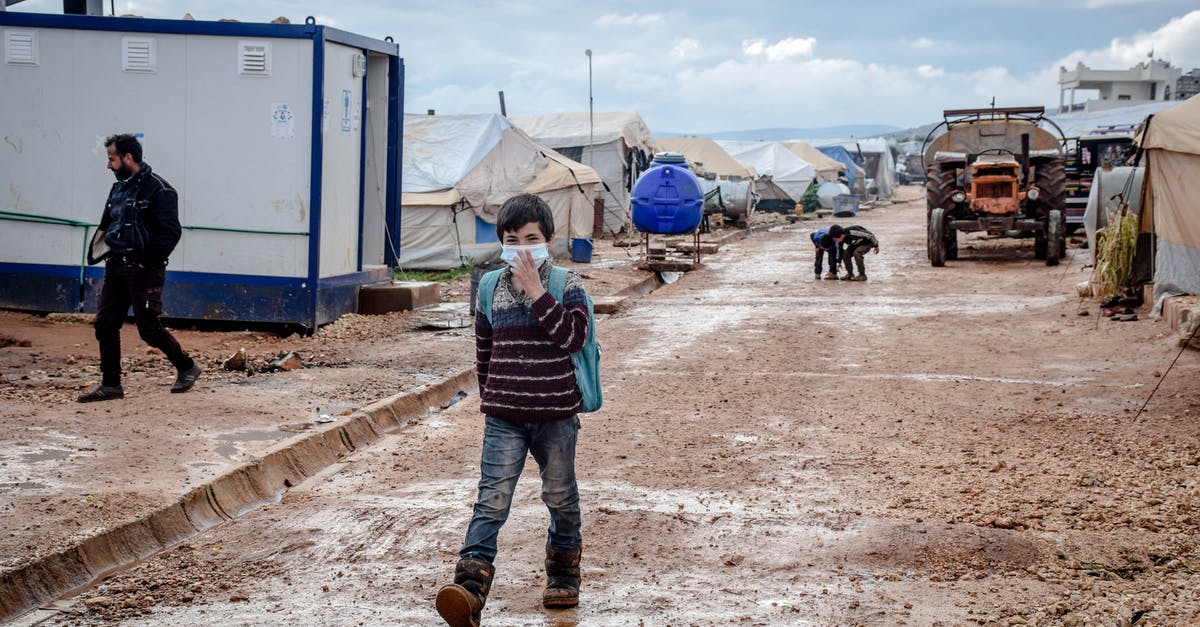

{"left": 843, "top": 244, "right": 871, "bottom": 276}
{"left": 94, "top": 259, "right": 191, "bottom": 386}
{"left": 814, "top": 248, "right": 837, "bottom": 275}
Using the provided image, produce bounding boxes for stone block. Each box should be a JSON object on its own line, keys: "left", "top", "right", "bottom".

{"left": 358, "top": 281, "right": 439, "bottom": 315}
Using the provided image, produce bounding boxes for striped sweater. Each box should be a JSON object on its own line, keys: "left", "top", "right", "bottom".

{"left": 476, "top": 264, "right": 590, "bottom": 422}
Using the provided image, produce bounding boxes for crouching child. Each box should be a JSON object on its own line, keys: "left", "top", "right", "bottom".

{"left": 830, "top": 224, "right": 879, "bottom": 281}
{"left": 811, "top": 227, "right": 840, "bottom": 280}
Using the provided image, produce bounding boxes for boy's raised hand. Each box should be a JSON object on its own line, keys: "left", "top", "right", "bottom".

{"left": 510, "top": 250, "right": 547, "bottom": 301}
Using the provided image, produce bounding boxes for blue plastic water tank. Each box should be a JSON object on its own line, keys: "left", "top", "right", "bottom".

{"left": 631, "top": 152, "right": 704, "bottom": 234}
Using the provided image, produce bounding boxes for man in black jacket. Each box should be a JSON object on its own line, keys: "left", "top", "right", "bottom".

{"left": 78, "top": 134, "right": 200, "bottom": 402}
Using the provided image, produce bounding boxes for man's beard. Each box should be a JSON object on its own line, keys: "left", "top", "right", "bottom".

{"left": 112, "top": 164, "right": 134, "bottom": 180}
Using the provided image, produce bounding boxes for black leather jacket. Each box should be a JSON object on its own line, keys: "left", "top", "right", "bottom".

{"left": 88, "top": 163, "right": 181, "bottom": 266}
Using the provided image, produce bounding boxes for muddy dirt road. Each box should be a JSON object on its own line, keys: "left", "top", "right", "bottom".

{"left": 22, "top": 189, "right": 1200, "bottom": 625}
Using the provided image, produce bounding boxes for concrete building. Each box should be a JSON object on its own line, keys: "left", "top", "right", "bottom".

{"left": 1177, "top": 69, "right": 1200, "bottom": 102}
{"left": 1059, "top": 59, "right": 1181, "bottom": 113}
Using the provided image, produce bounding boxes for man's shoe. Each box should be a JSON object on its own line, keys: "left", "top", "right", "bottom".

{"left": 822, "top": 272, "right": 837, "bottom": 280}
{"left": 839, "top": 273, "right": 854, "bottom": 281}
{"left": 851, "top": 274, "right": 868, "bottom": 282}
{"left": 171, "top": 362, "right": 201, "bottom": 393}
{"left": 78, "top": 385, "right": 124, "bottom": 403}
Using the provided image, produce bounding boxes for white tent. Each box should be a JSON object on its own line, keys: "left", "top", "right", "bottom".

{"left": 656, "top": 137, "right": 758, "bottom": 220}
{"left": 781, "top": 141, "right": 846, "bottom": 183}
{"left": 1134, "top": 95, "right": 1200, "bottom": 312}
{"left": 716, "top": 140, "right": 816, "bottom": 205}
{"left": 838, "top": 138, "right": 895, "bottom": 199}
{"left": 400, "top": 114, "right": 600, "bottom": 269}
{"left": 511, "top": 111, "right": 659, "bottom": 236}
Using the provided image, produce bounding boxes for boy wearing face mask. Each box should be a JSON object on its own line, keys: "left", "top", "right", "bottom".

{"left": 436, "top": 194, "right": 591, "bottom": 627}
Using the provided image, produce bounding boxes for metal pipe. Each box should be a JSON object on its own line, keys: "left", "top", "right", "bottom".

{"left": 585, "top": 49, "right": 593, "bottom": 161}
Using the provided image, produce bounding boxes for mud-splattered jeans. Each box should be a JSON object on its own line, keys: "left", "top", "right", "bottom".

{"left": 460, "top": 415, "right": 581, "bottom": 563}
{"left": 94, "top": 258, "right": 192, "bottom": 386}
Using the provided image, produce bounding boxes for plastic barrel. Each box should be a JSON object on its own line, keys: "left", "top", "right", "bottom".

{"left": 631, "top": 154, "right": 704, "bottom": 234}
{"left": 569, "top": 238, "right": 594, "bottom": 263}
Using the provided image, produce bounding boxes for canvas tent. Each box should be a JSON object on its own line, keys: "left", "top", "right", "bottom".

{"left": 716, "top": 141, "right": 815, "bottom": 212}
{"left": 816, "top": 145, "right": 866, "bottom": 194}
{"left": 782, "top": 141, "right": 846, "bottom": 183}
{"left": 1133, "top": 95, "right": 1200, "bottom": 312}
{"left": 400, "top": 114, "right": 600, "bottom": 269}
{"left": 835, "top": 138, "right": 896, "bottom": 198}
{"left": 656, "top": 137, "right": 758, "bottom": 220}
{"left": 511, "top": 111, "right": 658, "bottom": 237}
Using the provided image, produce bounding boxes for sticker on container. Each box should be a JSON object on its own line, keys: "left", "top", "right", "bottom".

{"left": 341, "top": 89, "right": 352, "bottom": 133}
{"left": 271, "top": 103, "right": 294, "bottom": 139}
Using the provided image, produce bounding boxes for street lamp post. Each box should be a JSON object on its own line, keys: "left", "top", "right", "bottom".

{"left": 585, "top": 49, "right": 593, "bottom": 160}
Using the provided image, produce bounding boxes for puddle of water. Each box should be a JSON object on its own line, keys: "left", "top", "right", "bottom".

{"left": 213, "top": 429, "right": 289, "bottom": 460}
{"left": 21, "top": 447, "right": 72, "bottom": 463}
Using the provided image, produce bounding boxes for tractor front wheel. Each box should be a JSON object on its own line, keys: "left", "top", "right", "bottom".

{"left": 929, "top": 207, "right": 948, "bottom": 267}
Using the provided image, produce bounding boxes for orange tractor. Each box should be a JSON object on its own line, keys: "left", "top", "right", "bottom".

{"left": 921, "top": 106, "right": 1068, "bottom": 266}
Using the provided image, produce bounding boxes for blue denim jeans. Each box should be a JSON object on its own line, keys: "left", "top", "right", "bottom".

{"left": 460, "top": 415, "right": 581, "bottom": 563}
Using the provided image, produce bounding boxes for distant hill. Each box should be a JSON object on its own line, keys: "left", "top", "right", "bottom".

{"left": 656, "top": 124, "right": 903, "bottom": 142}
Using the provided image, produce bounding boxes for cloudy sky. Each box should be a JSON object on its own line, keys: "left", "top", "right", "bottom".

{"left": 9, "top": 0, "right": 1200, "bottom": 134}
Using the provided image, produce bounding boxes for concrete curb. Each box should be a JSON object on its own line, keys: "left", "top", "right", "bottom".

{"left": 0, "top": 370, "right": 475, "bottom": 623}
{"left": 1162, "top": 295, "right": 1200, "bottom": 349}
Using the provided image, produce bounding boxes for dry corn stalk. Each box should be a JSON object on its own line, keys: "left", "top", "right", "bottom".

{"left": 1094, "top": 204, "right": 1138, "bottom": 299}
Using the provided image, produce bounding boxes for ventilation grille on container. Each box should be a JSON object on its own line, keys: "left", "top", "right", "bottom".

{"left": 122, "top": 37, "right": 155, "bottom": 73}
{"left": 238, "top": 41, "right": 271, "bottom": 76}
{"left": 4, "top": 30, "right": 38, "bottom": 66}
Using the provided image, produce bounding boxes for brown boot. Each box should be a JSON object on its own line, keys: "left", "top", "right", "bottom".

{"left": 542, "top": 543, "right": 581, "bottom": 609}
{"left": 436, "top": 557, "right": 494, "bottom": 627}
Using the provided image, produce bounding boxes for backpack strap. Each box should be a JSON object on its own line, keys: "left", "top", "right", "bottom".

{"left": 547, "top": 265, "right": 569, "bottom": 302}
{"left": 477, "top": 269, "right": 504, "bottom": 325}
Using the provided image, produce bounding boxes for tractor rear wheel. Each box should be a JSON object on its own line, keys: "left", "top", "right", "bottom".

{"left": 926, "top": 165, "right": 957, "bottom": 212}
{"left": 928, "top": 207, "right": 947, "bottom": 267}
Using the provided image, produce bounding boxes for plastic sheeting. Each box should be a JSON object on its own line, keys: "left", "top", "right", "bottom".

{"left": 399, "top": 114, "right": 600, "bottom": 270}
{"left": 1134, "top": 95, "right": 1200, "bottom": 313}
{"left": 716, "top": 140, "right": 815, "bottom": 202}
{"left": 1083, "top": 166, "right": 1144, "bottom": 261}
{"left": 781, "top": 141, "right": 846, "bottom": 182}
{"left": 511, "top": 111, "right": 659, "bottom": 236}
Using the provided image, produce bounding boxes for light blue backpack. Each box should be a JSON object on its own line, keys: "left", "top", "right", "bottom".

{"left": 477, "top": 266, "right": 602, "bottom": 413}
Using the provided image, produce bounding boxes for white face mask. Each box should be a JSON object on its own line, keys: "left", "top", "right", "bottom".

{"left": 500, "top": 243, "right": 550, "bottom": 268}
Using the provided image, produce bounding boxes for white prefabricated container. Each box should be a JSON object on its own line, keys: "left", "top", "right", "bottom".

{"left": 0, "top": 12, "right": 404, "bottom": 330}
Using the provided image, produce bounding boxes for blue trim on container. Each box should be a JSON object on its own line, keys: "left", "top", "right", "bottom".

{"left": 0, "top": 14, "right": 398, "bottom": 55}
{"left": 356, "top": 56, "right": 368, "bottom": 272}
{"left": 0, "top": 261, "right": 105, "bottom": 280}
{"left": 307, "top": 29, "right": 326, "bottom": 331}
{"left": 384, "top": 56, "right": 405, "bottom": 267}
{"left": 0, "top": 12, "right": 316, "bottom": 38}
{"left": 0, "top": 263, "right": 388, "bottom": 328}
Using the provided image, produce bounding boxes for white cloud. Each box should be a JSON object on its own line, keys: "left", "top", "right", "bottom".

{"left": 917, "top": 64, "right": 944, "bottom": 78}
{"left": 671, "top": 38, "right": 701, "bottom": 60}
{"left": 593, "top": 13, "right": 665, "bottom": 28}
{"left": 1077, "top": 0, "right": 1167, "bottom": 7}
{"left": 742, "top": 37, "right": 816, "bottom": 61}
{"left": 1051, "top": 10, "right": 1200, "bottom": 71}
{"left": 911, "top": 37, "right": 937, "bottom": 49}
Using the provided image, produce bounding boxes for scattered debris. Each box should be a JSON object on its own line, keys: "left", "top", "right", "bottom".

{"left": 266, "top": 352, "right": 303, "bottom": 372}
{"left": 222, "top": 348, "right": 247, "bottom": 371}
